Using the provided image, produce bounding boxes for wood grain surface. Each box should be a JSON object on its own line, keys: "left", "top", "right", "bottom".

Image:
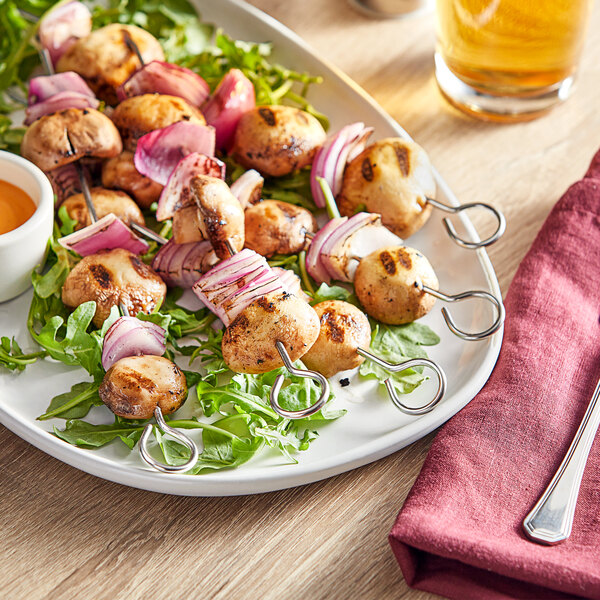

{"left": 2, "top": 1, "right": 600, "bottom": 599}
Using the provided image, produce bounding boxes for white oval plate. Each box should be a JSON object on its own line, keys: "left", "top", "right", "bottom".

{"left": 0, "top": 0, "right": 503, "bottom": 496}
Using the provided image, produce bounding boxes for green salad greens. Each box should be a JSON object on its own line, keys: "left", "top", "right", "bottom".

{"left": 0, "top": 0, "right": 441, "bottom": 473}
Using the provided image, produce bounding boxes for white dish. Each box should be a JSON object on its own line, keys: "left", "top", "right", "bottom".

{"left": 0, "top": 0, "right": 503, "bottom": 496}
{"left": 0, "top": 151, "right": 54, "bottom": 302}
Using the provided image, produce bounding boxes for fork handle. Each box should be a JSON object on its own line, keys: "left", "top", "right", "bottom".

{"left": 523, "top": 378, "right": 600, "bottom": 545}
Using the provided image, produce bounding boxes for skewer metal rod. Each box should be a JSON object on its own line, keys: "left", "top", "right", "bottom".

{"left": 130, "top": 222, "right": 168, "bottom": 245}
{"left": 74, "top": 162, "right": 97, "bottom": 224}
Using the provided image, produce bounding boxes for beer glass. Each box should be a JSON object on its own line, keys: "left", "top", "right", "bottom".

{"left": 435, "top": 0, "right": 593, "bottom": 121}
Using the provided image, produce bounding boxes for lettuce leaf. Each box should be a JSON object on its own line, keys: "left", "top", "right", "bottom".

{"left": 359, "top": 322, "right": 441, "bottom": 394}
{"left": 54, "top": 416, "right": 146, "bottom": 449}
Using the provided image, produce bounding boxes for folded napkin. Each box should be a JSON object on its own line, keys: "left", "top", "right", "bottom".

{"left": 389, "top": 149, "right": 600, "bottom": 600}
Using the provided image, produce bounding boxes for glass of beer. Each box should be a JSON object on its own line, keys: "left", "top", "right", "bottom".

{"left": 435, "top": 0, "right": 593, "bottom": 121}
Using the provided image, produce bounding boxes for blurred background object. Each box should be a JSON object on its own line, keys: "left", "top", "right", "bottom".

{"left": 435, "top": 0, "right": 594, "bottom": 121}
{"left": 349, "top": 0, "right": 434, "bottom": 19}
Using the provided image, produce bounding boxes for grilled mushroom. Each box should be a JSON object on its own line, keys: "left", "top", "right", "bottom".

{"left": 302, "top": 301, "right": 371, "bottom": 378}
{"left": 56, "top": 24, "right": 165, "bottom": 104}
{"left": 338, "top": 138, "right": 436, "bottom": 239}
{"left": 99, "top": 355, "right": 187, "bottom": 420}
{"left": 244, "top": 200, "right": 316, "bottom": 258}
{"left": 231, "top": 105, "right": 326, "bottom": 177}
{"left": 21, "top": 107, "right": 122, "bottom": 172}
{"left": 222, "top": 291, "right": 320, "bottom": 374}
{"left": 102, "top": 150, "right": 163, "bottom": 209}
{"left": 111, "top": 94, "right": 206, "bottom": 151}
{"left": 189, "top": 175, "right": 245, "bottom": 259}
{"left": 354, "top": 246, "right": 438, "bottom": 324}
{"left": 61, "top": 187, "right": 145, "bottom": 229}
{"left": 62, "top": 248, "right": 166, "bottom": 327}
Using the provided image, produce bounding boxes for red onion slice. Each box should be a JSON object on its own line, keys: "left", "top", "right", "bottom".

{"left": 305, "top": 217, "right": 347, "bottom": 284}
{"left": 58, "top": 213, "right": 149, "bottom": 256}
{"left": 24, "top": 91, "right": 99, "bottom": 125}
{"left": 341, "top": 219, "right": 403, "bottom": 280}
{"left": 38, "top": 1, "right": 92, "bottom": 66}
{"left": 117, "top": 61, "right": 210, "bottom": 106}
{"left": 194, "top": 247, "right": 257, "bottom": 279}
{"left": 28, "top": 72, "right": 95, "bottom": 105}
{"left": 204, "top": 263, "right": 267, "bottom": 312}
{"left": 202, "top": 69, "right": 255, "bottom": 151}
{"left": 310, "top": 123, "right": 374, "bottom": 208}
{"left": 102, "top": 316, "right": 166, "bottom": 371}
{"left": 320, "top": 213, "right": 379, "bottom": 281}
{"left": 134, "top": 122, "right": 216, "bottom": 186}
{"left": 156, "top": 153, "right": 225, "bottom": 221}
{"left": 230, "top": 169, "right": 264, "bottom": 208}
{"left": 221, "top": 271, "right": 285, "bottom": 324}
{"left": 272, "top": 267, "right": 310, "bottom": 301}
{"left": 180, "top": 241, "right": 218, "bottom": 287}
{"left": 152, "top": 240, "right": 195, "bottom": 287}
{"left": 156, "top": 239, "right": 218, "bottom": 288}
{"left": 47, "top": 163, "right": 89, "bottom": 206}
{"left": 193, "top": 250, "right": 281, "bottom": 325}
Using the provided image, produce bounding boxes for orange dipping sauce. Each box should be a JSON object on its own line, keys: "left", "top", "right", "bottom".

{"left": 0, "top": 179, "right": 37, "bottom": 235}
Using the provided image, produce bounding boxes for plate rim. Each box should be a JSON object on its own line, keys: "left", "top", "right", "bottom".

{"left": 0, "top": 0, "right": 503, "bottom": 496}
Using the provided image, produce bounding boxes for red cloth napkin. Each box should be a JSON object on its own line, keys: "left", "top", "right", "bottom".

{"left": 389, "top": 149, "right": 600, "bottom": 600}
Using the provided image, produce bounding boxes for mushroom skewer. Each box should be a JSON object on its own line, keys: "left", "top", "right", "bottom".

{"left": 123, "top": 30, "right": 145, "bottom": 66}
{"left": 354, "top": 245, "right": 504, "bottom": 341}
{"left": 269, "top": 341, "right": 332, "bottom": 419}
{"left": 192, "top": 247, "right": 330, "bottom": 419}
{"left": 106, "top": 303, "right": 199, "bottom": 474}
{"left": 272, "top": 340, "right": 446, "bottom": 418}
{"left": 74, "top": 159, "right": 97, "bottom": 222}
{"left": 303, "top": 197, "right": 505, "bottom": 341}
{"left": 39, "top": 47, "right": 55, "bottom": 76}
{"left": 299, "top": 301, "right": 447, "bottom": 417}
{"left": 338, "top": 137, "right": 506, "bottom": 249}
{"left": 355, "top": 351, "right": 446, "bottom": 415}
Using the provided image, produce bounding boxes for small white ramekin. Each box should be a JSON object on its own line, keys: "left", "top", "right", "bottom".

{"left": 0, "top": 150, "right": 54, "bottom": 303}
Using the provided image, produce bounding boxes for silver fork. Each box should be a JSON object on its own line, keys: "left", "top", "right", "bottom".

{"left": 523, "top": 377, "right": 600, "bottom": 545}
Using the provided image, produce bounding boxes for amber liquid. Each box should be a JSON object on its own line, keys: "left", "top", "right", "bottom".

{"left": 436, "top": 0, "right": 593, "bottom": 94}
{"left": 0, "top": 180, "right": 37, "bottom": 235}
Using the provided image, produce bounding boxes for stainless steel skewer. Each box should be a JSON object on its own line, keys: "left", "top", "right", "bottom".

{"left": 117, "top": 302, "right": 200, "bottom": 473}
{"left": 523, "top": 376, "right": 600, "bottom": 545}
{"left": 426, "top": 196, "right": 506, "bottom": 250}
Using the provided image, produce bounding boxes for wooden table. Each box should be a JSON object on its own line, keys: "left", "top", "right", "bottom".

{"left": 2, "top": 2, "right": 600, "bottom": 598}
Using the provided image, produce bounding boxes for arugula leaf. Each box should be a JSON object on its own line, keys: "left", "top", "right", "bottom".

{"left": 31, "top": 226, "right": 79, "bottom": 300}
{"left": 310, "top": 282, "right": 358, "bottom": 305}
{"left": 258, "top": 367, "right": 345, "bottom": 421}
{"left": 143, "top": 288, "right": 214, "bottom": 339}
{"left": 267, "top": 254, "right": 299, "bottom": 271}
{"left": 153, "top": 427, "right": 192, "bottom": 466}
{"left": 359, "top": 322, "right": 441, "bottom": 394}
{"left": 38, "top": 381, "right": 101, "bottom": 421}
{"left": 0, "top": 114, "right": 25, "bottom": 153}
{"left": 54, "top": 416, "right": 146, "bottom": 449}
{"left": 92, "top": 0, "right": 214, "bottom": 63}
{"left": 192, "top": 420, "right": 263, "bottom": 472}
{"left": 262, "top": 167, "right": 318, "bottom": 212}
{"left": 30, "top": 301, "right": 107, "bottom": 379}
{"left": 183, "top": 31, "right": 327, "bottom": 129}
{"left": 57, "top": 204, "right": 78, "bottom": 236}
{"left": 197, "top": 379, "right": 277, "bottom": 420}
{"left": 197, "top": 363, "right": 344, "bottom": 423}
{"left": 0, "top": 336, "right": 47, "bottom": 371}
{"left": 170, "top": 413, "right": 265, "bottom": 472}
{"left": 0, "top": 1, "right": 54, "bottom": 108}
{"left": 250, "top": 420, "right": 318, "bottom": 464}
